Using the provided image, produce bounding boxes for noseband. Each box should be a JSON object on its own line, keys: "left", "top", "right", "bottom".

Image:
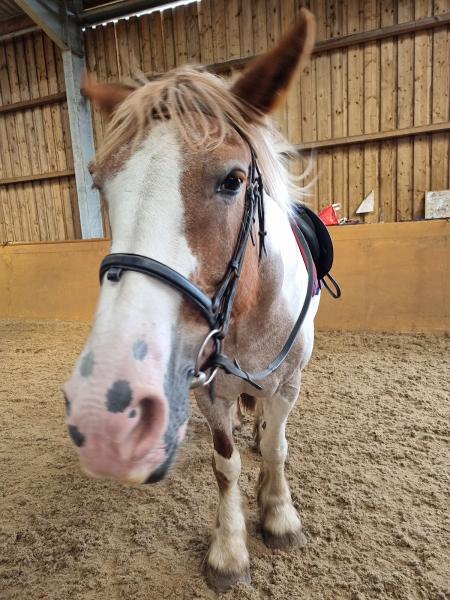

{"left": 99, "top": 143, "right": 314, "bottom": 395}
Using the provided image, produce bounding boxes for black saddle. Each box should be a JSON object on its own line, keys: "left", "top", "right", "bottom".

{"left": 291, "top": 204, "right": 341, "bottom": 298}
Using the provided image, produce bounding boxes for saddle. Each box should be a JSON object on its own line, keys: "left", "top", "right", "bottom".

{"left": 291, "top": 204, "right": 341, "bottom": 298}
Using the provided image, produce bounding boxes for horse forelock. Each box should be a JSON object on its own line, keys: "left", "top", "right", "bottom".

{"left": 90, "top": 66, "right": 305, "bottom": 215}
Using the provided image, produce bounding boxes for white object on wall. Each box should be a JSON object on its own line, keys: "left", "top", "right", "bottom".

{"left": 356, "top": 190, "right": 375, "bottom": 214}
{"left": 425, "top": 190, "right": 450, "bottom": 219}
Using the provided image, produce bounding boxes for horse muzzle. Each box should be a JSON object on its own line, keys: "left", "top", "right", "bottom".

{"left": 65, "top": 378, "right": 175, "bottom": 483}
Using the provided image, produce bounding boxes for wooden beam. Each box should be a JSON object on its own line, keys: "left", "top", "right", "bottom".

{"left": 208, "top": 56, "right": 251, "bottom": 76}
{"left": 295, "top": 122, "right": 450, "bottom": 152}
{"left": 313, "top": 12, "right": 450, "bottom": 53}
{"left": 0, "top": 170, "right": 75, "bottom": 187}
{"left": 0, "top": 25, "right": 39, "bottom": 42}
{"left": 14, "top": 0, "right": 83, "bottom": 55}
{"left": 0, "top": 14, "right": 38, "bottom": 40}
{"left": 63, "top": 49, "right": 104, "bottom": 238}
{"left": 0, "top": 92, "right": 66, "bottom": 115}
{"left": 195, "top": 12, "right": 450, "bottom": 77}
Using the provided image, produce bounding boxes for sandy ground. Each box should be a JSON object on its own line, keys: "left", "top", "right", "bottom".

{"left": 0, "top": 320, "right": 448, "bottom": 600}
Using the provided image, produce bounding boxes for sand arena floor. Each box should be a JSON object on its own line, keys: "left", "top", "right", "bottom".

{"left": 0, "top": 320, "right": 448, "bottom": 600}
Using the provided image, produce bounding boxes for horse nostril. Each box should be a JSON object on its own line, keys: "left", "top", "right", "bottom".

{"left": 128, "top": 395, "right": 166, "bottom": 459}
{"left": 136, "top": 397, "right": 159, "bottom": 440}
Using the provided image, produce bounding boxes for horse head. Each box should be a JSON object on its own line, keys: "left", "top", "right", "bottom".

{"left": 63, "top": 10, "right": 315, "bottom": 486}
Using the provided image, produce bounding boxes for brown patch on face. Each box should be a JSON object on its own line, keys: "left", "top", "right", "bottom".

{"left": 181, "top": 126, "right": 260, "bottom": 325}
{"left": 234, "top": 230, "right": 260, "bottom": 318}
{"left": 212, "top": 455, "right": 230, "bottom": 494}
{"left": 212, "top": 429, "right": 233, "bottom": 459}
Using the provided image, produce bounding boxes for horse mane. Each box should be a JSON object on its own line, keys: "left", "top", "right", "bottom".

{"left": 92, "top": 66, "right": 306, "bottom": 213}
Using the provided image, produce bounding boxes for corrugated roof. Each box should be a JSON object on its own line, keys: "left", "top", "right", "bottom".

{"left": 0, "top": 0, "right": 24, "bottom": 23}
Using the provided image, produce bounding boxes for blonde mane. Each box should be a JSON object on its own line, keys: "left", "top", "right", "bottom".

{"left": 93, "top": 66, "right": 304, "bottom": 213}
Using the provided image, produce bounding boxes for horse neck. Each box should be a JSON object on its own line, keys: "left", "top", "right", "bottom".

{"left": 232, "top": 195, "right": 307, "bottom": 338}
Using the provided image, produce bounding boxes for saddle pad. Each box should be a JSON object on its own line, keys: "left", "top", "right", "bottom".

{"left": 291, "top": 204, "right": 334, "bottom": 282}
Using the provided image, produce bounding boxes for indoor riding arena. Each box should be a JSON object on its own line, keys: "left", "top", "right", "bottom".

{"left": 0, "top": 2, "right": 449, "bottom": 600}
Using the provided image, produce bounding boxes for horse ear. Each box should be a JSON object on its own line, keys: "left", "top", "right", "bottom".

{"left": 230, "top": 8, "right": 316, "bottom": 115}
{"left": 81, "top": 74, "right": 134, "bottom": 116}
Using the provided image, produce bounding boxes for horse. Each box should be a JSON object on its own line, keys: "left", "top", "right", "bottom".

{"left": 64, "top": 9, "right": 319, "bottom": 591}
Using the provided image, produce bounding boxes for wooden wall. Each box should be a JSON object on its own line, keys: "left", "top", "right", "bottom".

{"left": 0, "top": 0, "right": 449, "bottom": 243}
{"left": 0, "top": 31, "right": 80, "bottom": 242}
{"left": 1, "top": 220, "right": 448, "bottom": 332}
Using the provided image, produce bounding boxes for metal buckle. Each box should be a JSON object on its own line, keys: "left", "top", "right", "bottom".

{"left": 189, "top": 328, "right": 221, "bottom": 389}
{"left": 190, "top": 367, "right": 219, "bottom": 389}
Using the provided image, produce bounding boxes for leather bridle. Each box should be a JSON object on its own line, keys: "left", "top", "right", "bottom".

{"left": 99, "top": 143, "right": 315, "bottom": 396}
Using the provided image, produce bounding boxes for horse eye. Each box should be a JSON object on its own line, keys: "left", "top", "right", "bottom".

{"left": 217, "top": 174, "right": 244, "bottom": 196}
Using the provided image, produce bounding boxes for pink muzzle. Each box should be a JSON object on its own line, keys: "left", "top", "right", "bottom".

{"left": 64, "top": 342, "right": 187, "bottom": 484}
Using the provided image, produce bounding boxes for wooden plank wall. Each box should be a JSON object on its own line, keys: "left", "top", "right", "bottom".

{"left": 85, "top": 0, "right": 450, "bottom": 224}
{"left": 0, "top": 0, "right": 449, "bottom": 243}
{"left": 0, "top": 31, "right": 80, "bottom": 243}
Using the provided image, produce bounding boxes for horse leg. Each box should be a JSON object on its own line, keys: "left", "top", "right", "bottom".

{"left": 257, "top": 391, "right": 306, "bottom": 549}
{"left": 196, "top": 394, "right": 250, "bottom": 592}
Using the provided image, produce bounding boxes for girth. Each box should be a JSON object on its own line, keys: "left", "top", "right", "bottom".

{"left": 99, "top": 145, "right": 333, "bottom": 394}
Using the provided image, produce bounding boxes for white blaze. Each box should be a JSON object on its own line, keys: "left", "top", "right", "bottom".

{"left": 87, "top": 121, "right": 196, "bottom": 372}
{"left": 107, "top": 121, "right": 193, "bottom": 266}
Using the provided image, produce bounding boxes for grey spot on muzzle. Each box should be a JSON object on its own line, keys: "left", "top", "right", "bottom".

{"left": 80, "top": 351, "right": 95, "bottom": 377}
{"left": 133, "top": 339, "right": 148, "bottom": 361}
{"left": 106, "top": 380, "right": 133, "bottom": 413}
{"left": 68, "top": 424, "right": 85, "bottom": 448}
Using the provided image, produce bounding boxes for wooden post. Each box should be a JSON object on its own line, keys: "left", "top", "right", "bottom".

{"left": 13, "top": 0, "right": 103, "bottom": 238}
{"left": 63, "top": 49, "right": 103, "bottom": 238}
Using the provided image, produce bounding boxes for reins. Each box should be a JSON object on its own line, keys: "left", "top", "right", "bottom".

{"left": 99, "top": 138, "right": 316, "bottom": 396}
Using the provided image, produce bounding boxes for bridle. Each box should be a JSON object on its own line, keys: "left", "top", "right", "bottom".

{"left": 99, "top": 141, "right": 315, "bottom": 396}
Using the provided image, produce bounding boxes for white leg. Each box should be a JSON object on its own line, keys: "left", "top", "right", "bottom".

{"left": 196, "top": 395, "right": 250, "bottom": 591}
{"left": 257, "top": 393, "right": 306, "bottom": 549}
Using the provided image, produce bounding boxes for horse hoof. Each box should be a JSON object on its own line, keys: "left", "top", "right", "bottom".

{"left": 204, "top": 563, "right": 251, "bottom": 592}
{"left": 262, "top": 527, "right": 307, "bottom": 550}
